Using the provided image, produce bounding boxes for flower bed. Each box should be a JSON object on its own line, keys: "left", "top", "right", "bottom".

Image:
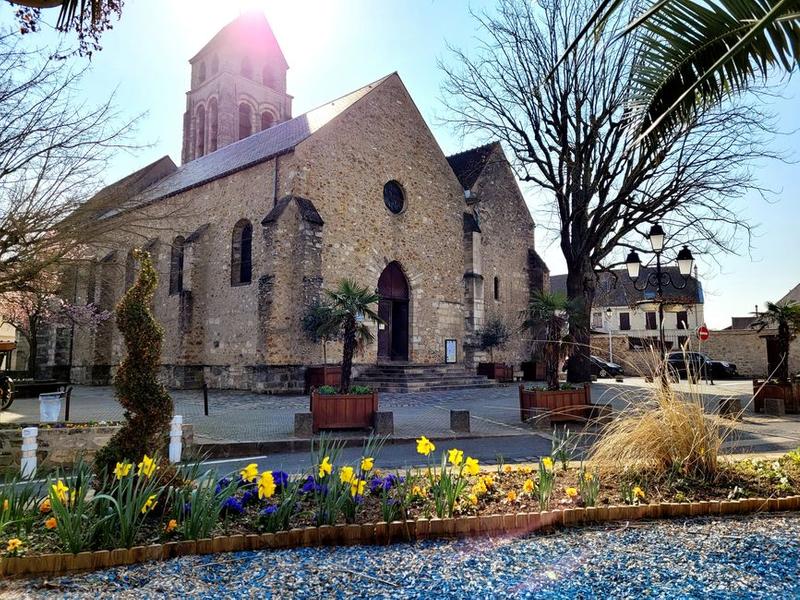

{"left": 2, "top": 438, "right": 800, "bottom": 578}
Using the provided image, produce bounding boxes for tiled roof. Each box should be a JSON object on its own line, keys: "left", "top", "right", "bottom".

{"left": 99, "top": 74, "right": 392, "bottom": 220}
{"left": 446, "top": 142, "right": 500, "bottom": 190}
{"left": 549, "top": 267, "right": 703, "bottom": 307}
{"left": 262, "top": 195, "right": 324, "bottom": 226}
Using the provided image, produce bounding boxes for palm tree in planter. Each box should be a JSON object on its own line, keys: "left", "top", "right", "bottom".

{"left": 309, "top": 279, "right": 383, "bottom": 432}
{"left": 519, "top": 291, "right": 590, "bottom": 423}
{"left": 477, "top": 315, "right": 512, "bottom": 381}
{"left": 751, "top": 300, "right": 800, "bottom": 414}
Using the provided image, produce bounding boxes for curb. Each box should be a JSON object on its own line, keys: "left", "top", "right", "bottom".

{"left": 3, "top": 495, "right": 799, "bottom": 578}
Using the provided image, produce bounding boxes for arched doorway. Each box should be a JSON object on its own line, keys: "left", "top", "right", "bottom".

{"left": 377, "top": 262, "right": 409, "bottom": 362}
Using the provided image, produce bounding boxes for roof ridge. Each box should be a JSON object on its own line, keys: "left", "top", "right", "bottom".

{"left": 445, "top": 141, "right": 499, "bottom": 160}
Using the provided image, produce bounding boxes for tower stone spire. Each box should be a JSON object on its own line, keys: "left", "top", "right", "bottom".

{"left": 181, "top": 12, "right": 293, "bottom": 163}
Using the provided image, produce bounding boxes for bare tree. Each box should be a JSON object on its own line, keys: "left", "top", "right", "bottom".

{"left": 441, "top": 0, "right": 777, "bottom": 382}
{"left": 0, "top": 32, "right": 136, "bottom": 296}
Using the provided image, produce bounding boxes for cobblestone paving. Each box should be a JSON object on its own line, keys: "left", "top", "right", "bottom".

{"left": 1, "top": 379, "right": 798, "bottom": 455}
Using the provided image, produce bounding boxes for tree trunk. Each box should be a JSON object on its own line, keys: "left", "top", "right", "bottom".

{"left": 565, "top": 262, "right": 596, "bottom": 384}
{"left": 25, "top": 320, "right": 38, "bottom": 378}
{"left": 339, "top": 317, "right": 357, "bottom": 393}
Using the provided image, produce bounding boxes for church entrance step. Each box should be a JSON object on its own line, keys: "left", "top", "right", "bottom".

{"left": 352, "top": 363, "right": 503, "bottom": 393}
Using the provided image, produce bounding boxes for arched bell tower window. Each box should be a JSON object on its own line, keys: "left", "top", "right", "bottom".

{"left": 241, "top": 57, "right": 253, "bottom": 79}
{"left": 238, "top": 103, "right": 252, "bottom": 140}
{"left": 169, "top": 236, "right": 185, "bottom": 295}
{"left": 231, "top": 220, "right": 253, "bottom": 286}
{"left": 197, "top": 61, "right": 206, "bottom": 84}
{"left": 195, "top": 104, "right": 205, "bottom": 157}
{"left": 208, "top": 98, "right": 218, "bottom": 152}
{"left": 261, "top": 111, "right": 274, "bottom": 130}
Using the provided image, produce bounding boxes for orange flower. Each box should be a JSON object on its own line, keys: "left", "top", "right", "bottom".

{"left": 506, "top": 490, "right": 517, "bottom": 502}
{"left": 39, "top": 498, "right": 51, "bottom": 513}
{"left": 45, "top": 517, "right": 57, "bottom": 530}
{"left": 165, "top": 519, "right": 178, "bottom": 533}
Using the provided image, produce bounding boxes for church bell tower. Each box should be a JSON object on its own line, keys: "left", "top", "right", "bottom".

{"left": 181, "top": 12, "right": 293, "bottom": 163}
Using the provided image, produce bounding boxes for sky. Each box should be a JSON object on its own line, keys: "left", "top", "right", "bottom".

{"left": 6, "top": 0, "right": 798, "bottom": 329}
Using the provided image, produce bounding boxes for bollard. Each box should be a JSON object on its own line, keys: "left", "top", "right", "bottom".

{"left": 21, "top": 426, "right": 38, "bottom": 478}
{"left": 203, "top": 383, "right": 209, "bottom": 416}
{"left": 64, "top": 386, "right": 73, "bottom": 422}
{"left": 169, "top": 415, "right": 183, "bottom": 464}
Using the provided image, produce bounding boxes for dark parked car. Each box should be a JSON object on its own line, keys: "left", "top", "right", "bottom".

{"left": 666, "top": 352, "right": 738, "bottom": 380}
{"left": 563, "top": 355, "right": 624, "bottom": 378}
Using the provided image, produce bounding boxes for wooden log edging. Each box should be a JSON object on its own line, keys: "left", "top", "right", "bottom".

{"left": 3, "top": 495, "right": 800, "bottom": 578}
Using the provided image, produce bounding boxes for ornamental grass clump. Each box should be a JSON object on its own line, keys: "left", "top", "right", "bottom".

{"left": 589, "top": 376, "right": 722, "bottom": 482}
{"left": 95, "top": 249, "right": 173, "bottom": 473}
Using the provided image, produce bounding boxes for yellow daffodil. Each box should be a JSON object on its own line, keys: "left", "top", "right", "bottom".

{"left": 481, "top": 475, "right": 494, "bottom": 489}
{"left": 503, "top": 464, "right": 513, "bottom": 474}
{"left": 350, "top": 479, "right": 366, "bottom": 497}
{"left": 44, "top": 517, "right": 57, "bottom": 530}
{"left": 411, "top": 485, "right": 427, "bottom": 498}
{"left": 468, "top": 493, "right": 478, "bottom": 506}
{"left": 416, "top": 436, "right": 436, "bottom": 456}
{"left": 137, "top": 455, "right": 157, "bottom": 478}
{"left": 258, "top": 471, "right": 276, "bottom": 499}
{"left": 240, "top": 463, "right": 259, "bottom": 483}
{"left": 541, "top": 457, "right": 553, "bottom": 471}
{"left": 113, "top": 462, "right": 132, "bottom": 480}
{"left": 6, "top": 538, "right": 22, "bottom": 553}
{"left": 165, "top": 519, "right": 178, "bottom": 533}
{"left": 632, "top": 486, "right": 645, "bottom": 500}
{"left": 140, "top": 494, "right": 158, "bottom": 514}
{"left": 2, "top": 499, "right": 8, "bottom": 512}
{"left": 519, "top": 466, "right": 533, "bottom": 474}
{"left": 506, "top": 490, "right": 517, "bottom": 502}
{"left": 52, "top": 480, "right": 69, "bottom": 505}
{"left": 565, "top": 487, "right": 578, "bottom": 499}
{"left": 583, "top": 472, "right": 594, "bottom": 482}
{"left": 464, "top": 457, "right": 480, "bottom": 476}
{"left": 39, "top": 498, "right": 51, "bottom": 514}
{"left": 318, "top": 456, "right": 332, "bottom": 478}
{"left": 448, "top": 448, "right": 464, "bottom": 466}
{"left": 340, "top": 466, "right": 355, "bottom": 484}
{"left": 472, "top": 479, "right": 488, "bottom": 496}
{"left": 523, "top": 479, "right": 536, "bottom": 494}
{"left": 360, "top": 457, "right": 374, "bottom": 472}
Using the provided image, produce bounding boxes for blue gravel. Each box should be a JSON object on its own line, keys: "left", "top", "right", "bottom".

{"left": 5, "top": 513, "right": 800, "bottom": 599}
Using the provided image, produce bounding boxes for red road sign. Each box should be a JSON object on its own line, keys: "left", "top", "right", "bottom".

{"left": 696, "top": 325, "right": 710, "bottom": 341}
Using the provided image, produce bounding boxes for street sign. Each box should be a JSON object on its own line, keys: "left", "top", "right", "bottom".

{"left": 696, "top": 325, "right": 710, "bottom": 341}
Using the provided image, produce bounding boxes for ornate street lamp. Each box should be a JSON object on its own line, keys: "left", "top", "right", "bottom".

{"left": 625, "top": 223, "right": 695, "bottom": 357}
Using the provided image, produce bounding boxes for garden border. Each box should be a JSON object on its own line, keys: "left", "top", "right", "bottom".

{"left": 3, "top": 495, "right": 799, "bottom": 578}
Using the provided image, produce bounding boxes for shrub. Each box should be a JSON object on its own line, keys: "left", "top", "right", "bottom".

{"left": 478, "top": 315, "right": 510, "bottom": 362}
{"left": 95, "top": 249, "right": 173, "bottom": 472}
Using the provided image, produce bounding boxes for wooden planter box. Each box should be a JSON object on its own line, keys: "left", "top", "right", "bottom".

{"left": 310, "top": 389, "right": 378, "bottom": 433}
{"left": 753, "top": 380, "right": 799, "bottom": 414}
{"left": 519, "top": 383, "right": 592, "bottom": 422}
{"left": 477, "top": 362, "right": 513, "bottom": 382}
{"left": 304, "top": 366, "right": 342, "bottom": 394}
{"left": 521, "top": 361, "right": 546, "bottom": 381}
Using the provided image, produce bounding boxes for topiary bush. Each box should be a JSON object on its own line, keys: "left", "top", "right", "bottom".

{"left": 95, "top": 249, "right": 173, "bottom": 474}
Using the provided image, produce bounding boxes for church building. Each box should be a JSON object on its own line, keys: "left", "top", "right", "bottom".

{"left": 45, "top": 13, "right": 548, "bottom": 393}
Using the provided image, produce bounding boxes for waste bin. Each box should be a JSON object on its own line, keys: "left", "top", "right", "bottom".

{"left": 39, "top": 391, "right": 64, "bottom": 422}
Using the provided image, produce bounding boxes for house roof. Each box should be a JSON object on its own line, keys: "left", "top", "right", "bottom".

{"left": 728, "top": 316, "right": 758, "bottom": 330}
{"left": 190, "top": 12, "right": 288, "bottom": 68}
{"left": 779, "top": 282, "right": 800, "bottom": 305}
{"left": 446, "top": 142, "right": 500, "bottom": 191}
{"left": 549, "top": 267, "right": 704, "bottom": 308}
{"left": 97, "top": 74, "right": 393, "bottom": 220}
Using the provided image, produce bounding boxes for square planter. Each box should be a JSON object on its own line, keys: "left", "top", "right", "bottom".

{"left": 310, "top": 389, "right": 378, "bottom": 433}
{"left": 304, "top": 365, "right": 342, "bottom": 394}
{"left": 477, "top": 362, "right": 513, "bottom": 382}
{"left": 519, "top": 383, "right": 592, "bottom": 422}
{"left": 753, "top": 380, "right": 799, "bottom": 414}
{"left": 521, "top": 361, "right": 546, "bottom": 381}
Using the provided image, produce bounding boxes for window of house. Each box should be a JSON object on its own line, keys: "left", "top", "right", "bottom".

{"left": 238, "top": 103, "right": 252, "bottom": 140}
{"left": 493, "top": 276, "right": 500, "bottom": 301}
{"left": 208, "top": 98, "right": 218, "bottom": 152}
{"left": 383, "top": 180, "right": 406, "bottom": 214}
{"left": 645, "top": 311, "right": 657, "bottom": 330}
{"left": 197, "top": 61, "right": 206, "bottom": 83}
{"left": 169, "top": 236, "right": 185, "bottom": 295}
{"left": 196, "top": 104, "right": 205, "bottom": 157}
{"left": 241, "top": 58, "right": 253, "bottom": 79}
{"left": 231, "top": 220, "right": 253, "bottom": 286}
{"left": 619, "top": 312, "right": 631, "bottom": 331}
{"left": 592, "top": 311, "right": 603, "bottom": 329}
{"left": 676, "top": 310, "right": 689, "bottom": 330}
{"left": 261, "top": 111, "right": 274, "bottom": 130}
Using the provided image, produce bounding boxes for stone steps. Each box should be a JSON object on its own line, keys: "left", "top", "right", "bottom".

{"left": 353, "top": 363, "right": 501, "bottom": 393}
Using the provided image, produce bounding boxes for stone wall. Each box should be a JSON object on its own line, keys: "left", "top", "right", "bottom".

{"left": 702, "top": 330, "right": 800, "bottom": 378}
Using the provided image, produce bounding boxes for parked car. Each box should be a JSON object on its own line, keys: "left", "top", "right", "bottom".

{"left": 666, "top": 352, "right": 738, "bottom": 380}
{"left": 562, "top": 355, "right": 624, "bottom": 378}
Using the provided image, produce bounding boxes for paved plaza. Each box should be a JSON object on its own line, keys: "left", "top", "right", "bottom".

{"left": 1, "top": 379, "right": 798, "bottom": 464}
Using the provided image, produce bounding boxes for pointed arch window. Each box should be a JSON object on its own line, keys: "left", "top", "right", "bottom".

{"left": 169, "top": 236, "right": 185, "bottom": 295}
{"left": 208, "top": 98, "right": 218, "bottom": 152}
{"left": 196, "top": 104, "right": 205, "bottom": 157}
{"left": 238, "top": 103, "right": 252, "bottom": 140}
{"left": 231, "top": 220, "right": 253, "bottom": 286}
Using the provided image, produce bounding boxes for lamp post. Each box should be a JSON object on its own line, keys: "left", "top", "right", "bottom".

{"left": 624, "top": 223, "right": 695, "bottom": 358}
{"left": 604, "top": 306, "right": 613, "bottom": 363}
